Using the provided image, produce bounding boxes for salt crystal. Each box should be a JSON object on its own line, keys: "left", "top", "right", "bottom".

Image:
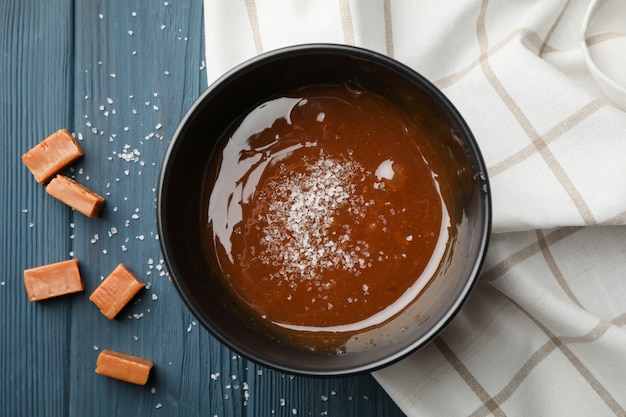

{"left": 375, "top": 159, "right": 395, "bottom": 181}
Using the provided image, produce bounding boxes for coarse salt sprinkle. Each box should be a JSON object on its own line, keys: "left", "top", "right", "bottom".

{"left": 256, "top": 151, "right": 373, "bottom": 286}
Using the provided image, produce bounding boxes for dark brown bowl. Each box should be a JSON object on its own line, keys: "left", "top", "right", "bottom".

{"left": 157, "top": 44, "right": 491, "bottom": 376}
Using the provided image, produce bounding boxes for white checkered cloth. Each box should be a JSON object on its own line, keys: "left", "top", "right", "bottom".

{"left": 203, "top": 0, "right": 626, "bottom": 415}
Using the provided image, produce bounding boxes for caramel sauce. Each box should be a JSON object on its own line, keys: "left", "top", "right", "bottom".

{"left": 203, "top": 84, "right": 451, "bottom": 345}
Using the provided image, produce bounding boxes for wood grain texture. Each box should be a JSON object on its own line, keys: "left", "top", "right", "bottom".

{"left": 1, "top": 1, "right": 75, "bottom": 416}
{"left": 0, "top": 1, "right": 407, "bottom": 416}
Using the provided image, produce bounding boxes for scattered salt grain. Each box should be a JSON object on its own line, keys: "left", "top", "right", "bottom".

{"left": 155, "top": 403, "right": 162, "bottom": 409}
{"left": 152, "top": 293, "right": 158, "bottom": 300}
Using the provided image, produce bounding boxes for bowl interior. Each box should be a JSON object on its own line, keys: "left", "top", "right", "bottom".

{"left": 158, "top": 44, "right": 490, "bottom": 376}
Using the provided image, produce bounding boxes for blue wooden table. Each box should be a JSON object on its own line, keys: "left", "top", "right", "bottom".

{"left": 0, "top": 1, "right": 407, "bottom": 415}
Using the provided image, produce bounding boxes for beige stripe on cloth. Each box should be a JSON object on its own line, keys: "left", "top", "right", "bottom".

{"left": 203, "top": 0, "right": 626, "bottom": 415}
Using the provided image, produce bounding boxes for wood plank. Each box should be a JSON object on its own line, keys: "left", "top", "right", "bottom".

{"left": 68, "top": 1, "right": 207, "bottom": 415}
{"left": 0, "top": 1, "right": 75, "bottom": 417}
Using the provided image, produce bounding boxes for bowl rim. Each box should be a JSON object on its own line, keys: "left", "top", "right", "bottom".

{"left": 157, "top": 43, "right": 492, "bottom": 376}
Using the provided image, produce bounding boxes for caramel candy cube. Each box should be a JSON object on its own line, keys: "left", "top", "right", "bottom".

{"left": 89, "top": 263, "right": 144, "bottom": 319}
{"left": 23, "top": 259, "right": 83, "bottom": 301}
{"left": 46, "top": 175, "right": 105, "bottom": 218}
{"left": 22, "top": 129, "right": 84, "bottom": 184}
{"left": 95, "top": 350, "right": 153, "bottom": 385}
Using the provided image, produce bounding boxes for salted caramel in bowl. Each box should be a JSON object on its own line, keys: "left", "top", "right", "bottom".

{"left": 158, "top": 44, "right": 490, "bottom": 376}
